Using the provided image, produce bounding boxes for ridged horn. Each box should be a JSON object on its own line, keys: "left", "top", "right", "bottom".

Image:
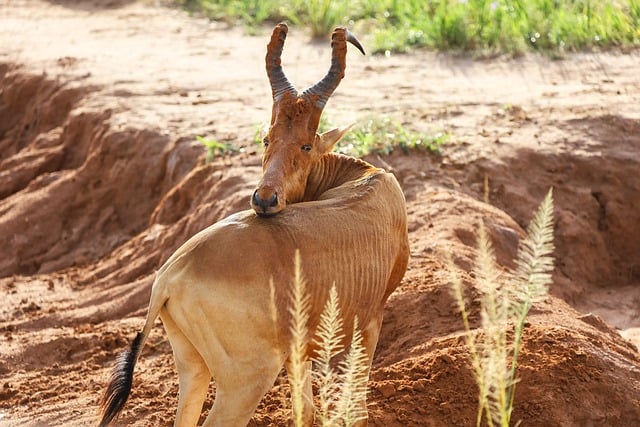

{"left": 302, "top": 27, "right": 365, "bottom": 110}
{"left": 266, "top": 23, "right": 298, "bottom": 101}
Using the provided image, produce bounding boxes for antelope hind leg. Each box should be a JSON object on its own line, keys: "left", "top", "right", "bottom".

{"left": 162, "top": 310, "right": 211, "bottom": 427}
{"left": 201, "top": 350, "right": 284, "bottom": 427}
{"left": 352, "top": 315, "right": 386, "bottom": 427}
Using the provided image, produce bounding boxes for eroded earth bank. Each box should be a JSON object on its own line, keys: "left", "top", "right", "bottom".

{"left": 1, "top": 1, "right": 639, "bottom": 426}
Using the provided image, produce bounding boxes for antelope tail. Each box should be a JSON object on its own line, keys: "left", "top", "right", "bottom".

{"left": 98, "top": 279, "right": 168, "bottom": 426}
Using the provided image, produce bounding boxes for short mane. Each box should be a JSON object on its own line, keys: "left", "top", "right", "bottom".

{"left": 302, "top": 153, "right": 383, "bottom": 202}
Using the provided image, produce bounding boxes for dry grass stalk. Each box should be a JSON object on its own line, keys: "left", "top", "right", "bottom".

{"left": 449, "top": 188, "right": 555, "bottom": 427}
{"left": 289, "top": 250, "right": 311, "bottom": 426}
{"left": 288, "top": 255, "right": 371, "bottom": 426}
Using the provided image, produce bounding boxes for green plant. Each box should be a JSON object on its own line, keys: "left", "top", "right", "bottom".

{"left": 196, "top": 135, "right": 237, "bottom": 161}
{"left": 335, "top": 116, "right": 448, "bottom": 157}
{"left": 180, "top": 0, "right": 640, "bottom": 55}
{"left": 253, "top": 123, "right": 268, "bottom": 145}
{"left": 178, "top": 0, "right": 281, "bottom": 30}
{"left": 449, "top": 188, "right": 555, "bottom": 427}
{"left": 302, "top": 0, "right": 349, "bottom": 38}
{"left": 287, "top": 250, "right": 370, "bottom": 426}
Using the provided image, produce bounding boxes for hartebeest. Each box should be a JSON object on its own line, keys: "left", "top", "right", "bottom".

{"left": 99, "top": 24, "right": 409, "bottom": 427}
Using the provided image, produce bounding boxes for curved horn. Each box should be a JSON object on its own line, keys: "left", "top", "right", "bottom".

{"left": 302, "top": 27, "right": 365, "bottom": 110}
{"left": 266, "top": 23, "right": 297, "bottom": 101}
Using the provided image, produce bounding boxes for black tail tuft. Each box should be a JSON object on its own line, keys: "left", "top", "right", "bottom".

{"left": 98, "top": 332, "right": 144, "bottom": 427}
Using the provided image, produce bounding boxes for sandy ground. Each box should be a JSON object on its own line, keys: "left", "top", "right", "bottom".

{"left": 1, "top": 0, "right": 639, "bottom": 426}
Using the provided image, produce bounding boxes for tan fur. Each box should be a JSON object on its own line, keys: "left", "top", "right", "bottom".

{"left": 252, "top": 24, "right": 361, "bottom": 217}
{"left": 138, "top": 158, "right": 409, "bottom": 426}
{"left": 102, "top": 24, "right": 409, "bottom": 427}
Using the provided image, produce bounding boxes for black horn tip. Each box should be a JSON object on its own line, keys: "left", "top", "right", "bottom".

{"left": 346, "top": 30, "right": 366, "bottom": 55}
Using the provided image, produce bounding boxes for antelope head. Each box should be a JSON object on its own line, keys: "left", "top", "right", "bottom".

{"left": 251, "top": 23, "right": 365, "bottom": 217}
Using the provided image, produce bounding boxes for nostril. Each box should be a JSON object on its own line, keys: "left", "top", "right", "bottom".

{"left": 252, "top": 190, "right": 279, "bottom": 210}
{"left": 267, "top": 192, "right": 278, "bottom": 207}
{"left": 252, "top": 190, "right": 262, "bottom": 207}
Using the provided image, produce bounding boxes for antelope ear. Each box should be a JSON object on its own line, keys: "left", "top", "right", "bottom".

{"left": 318, "top": 124, "right": 354, "bottom": 153}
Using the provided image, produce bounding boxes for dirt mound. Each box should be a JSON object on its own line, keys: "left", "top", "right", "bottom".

{"left": 1, "top": 1, "right": 639, "bottom": 426}
{"left": 455, "top": 113, "right": 640, "bottom": 345}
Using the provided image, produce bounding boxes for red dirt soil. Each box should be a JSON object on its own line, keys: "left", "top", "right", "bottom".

{"left": 1, "top": 1, "right": 639, "bottom": 426}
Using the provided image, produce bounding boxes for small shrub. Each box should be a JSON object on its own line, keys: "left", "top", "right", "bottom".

{"left": 302, "top": 0, "right": 349, "bottom": 38}
{"left": 335, "top": 116, "right": 448, "bottom": 157}
{"left": 196, "top": 135, "right": 238, "bottom": 161}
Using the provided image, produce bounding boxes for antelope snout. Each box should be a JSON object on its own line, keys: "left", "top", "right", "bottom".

{"left": 251, "top": 189, "right": 280, "bottom": 216}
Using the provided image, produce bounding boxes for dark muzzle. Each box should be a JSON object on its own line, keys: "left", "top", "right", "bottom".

{"left": 252, "top": 189, "right": 279, "bottom": 216}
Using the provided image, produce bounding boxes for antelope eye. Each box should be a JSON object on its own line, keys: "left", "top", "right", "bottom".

{"left": 301, "top": 144, "right": 312, "bottom": 153}
{"left": 263, "top": 137, "right": 270, "bottom": 147}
